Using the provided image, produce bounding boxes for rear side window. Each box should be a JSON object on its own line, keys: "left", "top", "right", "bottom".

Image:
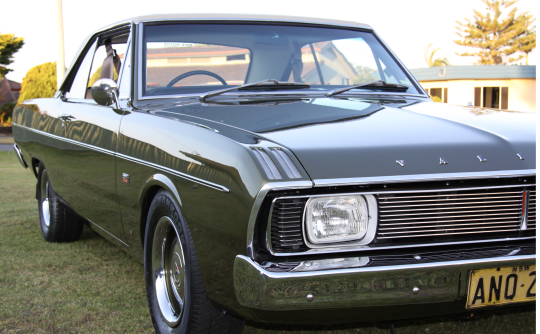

{"left": 65, "top": 40, "right": 96, "bottom": 99}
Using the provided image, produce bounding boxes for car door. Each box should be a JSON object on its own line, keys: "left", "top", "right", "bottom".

{"left": 55, "top": 26, "right": 132, "bottom": 245}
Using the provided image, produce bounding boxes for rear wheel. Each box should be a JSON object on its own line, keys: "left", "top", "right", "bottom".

{"left": 144, "top": 189, "right": 244, "bottom": 334}
{"left": 37, "top": 162, "right": 84, "bottom": 242}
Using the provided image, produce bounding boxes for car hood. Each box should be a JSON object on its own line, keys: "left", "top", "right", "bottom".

{"left": 147, "top": 97, "right": 536, "bottom": 182}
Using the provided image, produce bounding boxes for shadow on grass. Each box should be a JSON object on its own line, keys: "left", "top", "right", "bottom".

{"left": 244, "top": 306, "right": 536, "bottom": 334}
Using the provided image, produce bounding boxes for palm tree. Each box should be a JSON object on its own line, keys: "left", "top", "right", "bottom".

{"left": 424, "top": 44, "right": 450, "bottom": 67}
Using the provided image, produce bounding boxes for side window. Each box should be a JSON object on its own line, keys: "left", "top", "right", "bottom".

{"left": 65, "top": 40, "right": 97, "bottom": 99}
{"left": 86, "top": 36, "right": 128, "bottom": 99}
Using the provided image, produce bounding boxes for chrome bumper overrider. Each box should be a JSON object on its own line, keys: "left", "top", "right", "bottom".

{"left": 13, "top": 144, "right": 28, "bottom": 169}
{"left": 233, "top": 254, "right": 535, "bottom": 311}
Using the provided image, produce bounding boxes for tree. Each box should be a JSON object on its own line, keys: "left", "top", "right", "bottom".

{"left": 454, "top": 0, "right": 536, "bottom": 64}
{"left": 516, "top": 15, "right": 536, "bottom": 64}
{"left": 88, "top": 65, "right": 118, "bottom": 88}
{"left": 0, "top": 101, "right": 15, "bottom": 127}
{"left": 0, "top": 33, "right": 24, "bottom": 79}
{"left": 352, "top": 66, "right": 380, "bottom": 84}
{"left": 18, "top": 62, "right": 57, "bottom": 103}
{"left": 424, "top": 44, "right": 450, "bottom": 67}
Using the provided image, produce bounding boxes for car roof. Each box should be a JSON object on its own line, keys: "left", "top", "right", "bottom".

{"left": 103, "top": 13, "right": 372, "bottom": 31}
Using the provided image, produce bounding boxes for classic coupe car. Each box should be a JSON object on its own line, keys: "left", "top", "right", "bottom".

{"left": 12, "top": 14, "right": 535, "bottom": 333}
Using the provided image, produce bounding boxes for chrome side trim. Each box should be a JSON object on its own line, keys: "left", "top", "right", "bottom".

{"left": 116, "top": 153, "right": 229, "bottom": 192}
{"left": 246, "top": 180, "right": 314, "bottom": 258}
{"left": 314, "top": 170, "right": 536, "bottom": 187}
{"left": 13, "top": 144, "right": 28, "bottom": 169}
{"left": 12, "top": 123, "right": 116, "bottom": 156}
{"left": 87, "top": 219, "right": 129, "bottom": 247}
{"left": 12, "top": 123, "right": 230, "bottom": 193}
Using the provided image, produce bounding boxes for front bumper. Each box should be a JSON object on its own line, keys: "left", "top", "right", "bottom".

{"left": 233, "top": 254, "right": 535, "bottom": 312}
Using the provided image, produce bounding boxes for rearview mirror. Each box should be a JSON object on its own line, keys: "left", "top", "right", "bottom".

{"left": 91, "top": 79, "right": 119, "bottom": 107}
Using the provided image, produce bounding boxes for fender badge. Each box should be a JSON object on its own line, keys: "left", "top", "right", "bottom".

{"left": 122, "top": 173, "right": 130, "bottom": 183}
{"left": 477, "top": 155, "right": 487, "bottom": 162}
{"left": 396, "top": 160, "right": 405, "bottom": 167}
{"left": 439, "top": 158, "right": 448, "bottom": 165}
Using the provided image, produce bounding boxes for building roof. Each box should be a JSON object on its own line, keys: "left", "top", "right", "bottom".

{"left": 104, "top": 13, "right": 372, "bottom": 31}
{"left": 0, "top": 78, "right": 21, "bottom": 107}
{"left": 409, "top": 65, "right": 536, "bottom": 82}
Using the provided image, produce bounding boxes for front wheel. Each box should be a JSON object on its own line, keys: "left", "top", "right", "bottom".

{"left": 144, "top": 190, "right": 243, "bottom": 334}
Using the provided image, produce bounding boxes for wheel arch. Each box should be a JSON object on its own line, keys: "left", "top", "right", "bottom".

{"left": 139, "top": 173, "right": 183, "bottom": 248}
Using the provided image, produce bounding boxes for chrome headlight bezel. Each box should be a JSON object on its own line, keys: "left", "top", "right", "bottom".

{"left": 302, "top": 194, "right": 378, "bottom": 249}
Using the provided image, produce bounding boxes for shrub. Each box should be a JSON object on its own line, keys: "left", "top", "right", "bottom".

{"left": 18, "top": 62, "right": 57, "bottom": 103}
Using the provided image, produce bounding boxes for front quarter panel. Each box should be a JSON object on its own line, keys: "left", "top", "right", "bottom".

{"left": 116, "top": 110, "right": 267, "bottom": 317}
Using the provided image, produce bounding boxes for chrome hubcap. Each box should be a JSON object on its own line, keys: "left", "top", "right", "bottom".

{"left": 40, "top": 170, "right": 50, "bottom": 228}
{"left": 152, "top": 216, "right": 186, "bottom": 327}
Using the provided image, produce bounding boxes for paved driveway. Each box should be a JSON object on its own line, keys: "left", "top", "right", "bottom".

{"left": 0, "top": 144, "right": 13, "bottom": 151}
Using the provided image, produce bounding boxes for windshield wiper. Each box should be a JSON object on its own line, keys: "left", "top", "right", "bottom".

{"left": 326, "top": 80, "right": 409, "bottom": 97}
{"left": 200, "top": 79, "right": 310, "bottom": 102}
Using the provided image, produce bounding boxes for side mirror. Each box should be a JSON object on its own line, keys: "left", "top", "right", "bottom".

{"left": 91, "top": 78, "right": 119, "bottom": 107}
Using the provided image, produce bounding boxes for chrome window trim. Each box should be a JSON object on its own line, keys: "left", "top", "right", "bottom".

{"left": 137, "top": 15, "right": 372, "bottom": 30}
{"left": 314, "top": 170, "right": 536, "bottom": 187}
{"left": 116, "top": 34, "right": 132, "bottom": 98}
{"left": 371, "top": 30, "right": 428, "bottom": 98}
{"left": 137, "top": 22, "right": 144, "bottom": 102}
{"left": 11, "top": 123, "right": 230, "bottom": 193}
{"left": 136, "top": 19, "right": 427, "bottom": 101}
{"left": 256, "top": 183, "right": 536, "bottom": 257}
{"left": 58, "top": 21, "right": 132, "bottom": 97}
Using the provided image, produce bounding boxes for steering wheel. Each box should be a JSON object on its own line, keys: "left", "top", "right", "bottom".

{"left": 166, "top": 70, "right": 228, "bottom": 87}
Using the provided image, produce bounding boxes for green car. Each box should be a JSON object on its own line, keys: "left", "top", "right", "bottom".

{"left": 12, "top": 14, "right": 535, "bottom": 334}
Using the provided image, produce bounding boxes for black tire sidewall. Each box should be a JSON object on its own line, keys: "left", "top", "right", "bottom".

{"left": 144, "top": 190, "right": 193, "bottom": 334}
{"left": 37, "top": 162, "right": 52, "bottom": 241}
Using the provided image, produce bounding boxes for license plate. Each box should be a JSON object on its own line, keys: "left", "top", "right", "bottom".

{"left": 466, "top": 265, "right": 536, "bottom": 309}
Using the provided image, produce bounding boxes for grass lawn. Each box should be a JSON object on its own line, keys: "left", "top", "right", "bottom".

{"left": 0, "top": 151, "right": 535, "bottom": 333}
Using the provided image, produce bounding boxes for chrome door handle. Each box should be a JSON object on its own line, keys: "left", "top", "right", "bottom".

{"left": 58, "top": 114, "right": 76, "bottom": 122}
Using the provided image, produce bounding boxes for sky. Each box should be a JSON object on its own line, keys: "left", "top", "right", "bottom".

{"left": 1, "top": 0, "right": 537, "bottom": 83}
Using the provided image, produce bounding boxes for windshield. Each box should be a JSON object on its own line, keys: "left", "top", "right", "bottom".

{"left": 142, "top": 24, "right": 420, "bottom": 97}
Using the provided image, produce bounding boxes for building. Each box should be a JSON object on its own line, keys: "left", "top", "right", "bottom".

{"left": 0, "top": 78, "right": 21, "bottom": 107}
{"left": 409, "top": 65, "right": 536, "bottom": 112}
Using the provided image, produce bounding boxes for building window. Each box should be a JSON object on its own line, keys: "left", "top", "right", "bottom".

{"left": 430, "top": 88, "right": 443, "bottom": 102}
{"left": 475, "top": 87, "right": 509, "bottom": 109}
{"left": 483, "top": 87, "right": 500, "bottom": 108}
{"left": 226, "top": 54, "right": 246, "bottom": 61}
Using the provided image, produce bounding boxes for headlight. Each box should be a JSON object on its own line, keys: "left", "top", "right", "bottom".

{"left": 305, "top": 195, "right": 370, "bottom": 244}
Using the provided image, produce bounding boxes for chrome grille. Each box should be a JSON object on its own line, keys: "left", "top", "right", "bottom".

{"left": 269, "top": 199, "right": 308, "bottom": 252}
{"left": 376, "top": 187, "right": 533, "bottom": 241}
{"left": 528, "top": 190, "right": 536, "bottom": 230}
